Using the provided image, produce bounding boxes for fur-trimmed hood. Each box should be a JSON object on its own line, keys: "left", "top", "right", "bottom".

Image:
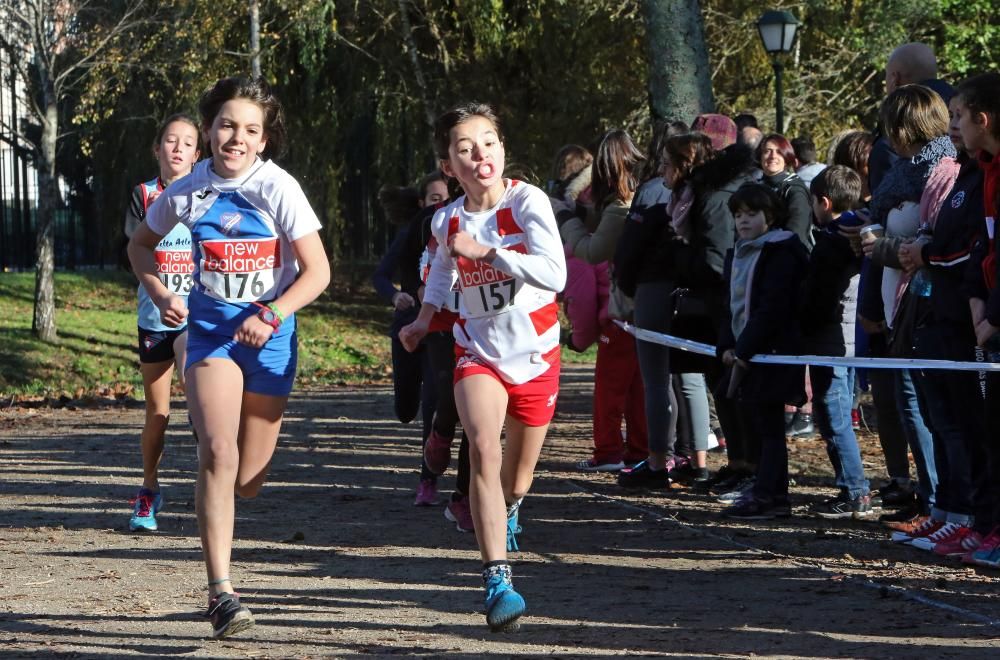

{"left": 562, "top": 164, "right": 593, "bottom": 204}
{"left": 689, "top": 144, "right": 756, "bottom": 195}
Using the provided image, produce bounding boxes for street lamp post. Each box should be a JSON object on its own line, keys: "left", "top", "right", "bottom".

{"left": 756, "top": 10, "right": 800, "bottom": 134}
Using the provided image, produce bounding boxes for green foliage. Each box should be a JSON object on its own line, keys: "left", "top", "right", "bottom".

{"left": 0, "top": 272, "right": 396, "bottom": 398}
{"left": 937, "top": 0, "right": 999, "bottom": 77}
{"left": 704, "top": 0, "right": 998, "bottom": 152}
{"left": 49, "top": 0, "right": 1000, "bottom": 270}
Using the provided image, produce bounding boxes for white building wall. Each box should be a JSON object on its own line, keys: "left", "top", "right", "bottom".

{"left": 0, "top": 21, "right": 41, "bottom": 206}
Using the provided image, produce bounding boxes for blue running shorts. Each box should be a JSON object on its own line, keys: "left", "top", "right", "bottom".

{"left": 185, "top": 323, "right": 298, "bottom": 397}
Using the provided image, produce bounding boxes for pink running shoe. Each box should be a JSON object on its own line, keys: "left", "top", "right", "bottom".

{"left": 445, "top": 495, "right": 475, "bottom": 532}
{"left": 423, "top": 430, "right": 453, "bottom": 475}
{"left": 413, "top": 478, "right": 440, "bottom": 506}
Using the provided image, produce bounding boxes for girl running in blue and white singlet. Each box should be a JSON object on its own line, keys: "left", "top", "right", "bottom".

{"left": 125, "top": 114, "right": 200, "bottom": 533}
{"left": 128, "top": 77, "right": 330, "bottom": 639}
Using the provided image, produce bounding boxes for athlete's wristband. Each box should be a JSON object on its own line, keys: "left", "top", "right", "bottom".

{"left": 252, "top": 301, "right": 283, "bottom": 330}
{"left": 266, "top": 302, "right": 285, "bottom": 324}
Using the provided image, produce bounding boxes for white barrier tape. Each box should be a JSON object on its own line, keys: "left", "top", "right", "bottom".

{"left": 615, "top": 320, "right": 1000, "bottom": 372}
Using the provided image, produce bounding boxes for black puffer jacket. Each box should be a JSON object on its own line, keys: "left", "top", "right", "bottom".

{"left": 669, "top": 144, "right": 757, "bottom": 290}
{"left": 762, "top": 170, "right": 813, "bottom": 251}
{"left": 718, "top": 232, "right": 809, "bottom": 405}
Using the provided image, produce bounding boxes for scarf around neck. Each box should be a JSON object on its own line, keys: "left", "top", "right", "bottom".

{"left": 870, "top": 135, "right": 957, "bottom": 225}
{"left": 668, "top": 183, "right": 695, "bottom": 242}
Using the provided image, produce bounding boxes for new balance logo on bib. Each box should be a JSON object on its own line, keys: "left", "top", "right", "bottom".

{"left": 193, "top": 191, "right": 282, "bottom": 304}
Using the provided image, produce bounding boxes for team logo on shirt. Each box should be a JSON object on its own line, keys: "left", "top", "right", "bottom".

{"left": 951, "top": 191, "right": 965, "bottom": 208}
{"left": 221, "top": 212, "right": 243, "bottom": 235}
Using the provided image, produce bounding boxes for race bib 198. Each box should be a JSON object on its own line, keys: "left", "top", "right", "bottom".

{"left": 457, "top": 256, "right": 519, "bottom": 318}
{"left": 199, "top": 238, "right": 281, "bottom": 302}
{"left": 155, "top": 249, "right": 194, "bottom": 295}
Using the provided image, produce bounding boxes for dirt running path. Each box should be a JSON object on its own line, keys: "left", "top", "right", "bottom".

{"left": 2, "top": 365, "right": 1000, "bottom": 658}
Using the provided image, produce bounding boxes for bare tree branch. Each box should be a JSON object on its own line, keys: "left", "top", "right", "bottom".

{"left": 52, "top": 1, "right": 151, "bottom": 92}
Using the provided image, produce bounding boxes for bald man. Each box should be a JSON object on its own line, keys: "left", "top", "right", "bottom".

{"left": 738, "top": 126, "right": 763, "bottom": 150}
{"left": 870, "top": 43, "right": 955, "bottom": 190}
{"left": 885, "top": 43, "right": 938, "bottom": 94}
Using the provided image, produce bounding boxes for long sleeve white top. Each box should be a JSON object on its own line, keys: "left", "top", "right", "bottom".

{"left": 423, "top": 179, "right": 567, "bottom": 384}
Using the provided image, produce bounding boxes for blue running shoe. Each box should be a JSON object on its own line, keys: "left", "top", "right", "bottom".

{"left": 483, "top": 564, "right": 525, "bottom": 632}
{"left": 129, "top": 488, "right": 162, "bottom": 532}
{"left": 506, "top": 501, "right": 522, "bottom": 552}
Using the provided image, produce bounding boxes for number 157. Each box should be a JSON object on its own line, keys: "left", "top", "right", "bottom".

{"left": 478, "top": 279, "right": 515, "bottom": 311}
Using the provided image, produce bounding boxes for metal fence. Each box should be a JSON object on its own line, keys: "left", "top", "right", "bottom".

{"left": 0, "top": 204, "right": 101, "bottom": 272}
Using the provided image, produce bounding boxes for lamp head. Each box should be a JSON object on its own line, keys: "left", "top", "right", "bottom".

{"left": 756, "top": 10, "right": 800, "bottom": 55}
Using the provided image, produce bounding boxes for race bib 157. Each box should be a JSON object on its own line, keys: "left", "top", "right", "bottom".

{"left": 155, "top": 249, "right": 194, "bottom": 295}
{"left": 457, "top": 256, "right": 519, "bottom": 318}
{"left": 199, "top": 238, "right": 281, "bottom": 302}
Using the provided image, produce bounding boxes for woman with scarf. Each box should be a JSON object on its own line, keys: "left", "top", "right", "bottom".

{"left": 858, "top": 84, "right": 956, "bottom": 546}
{"left": 614, "top": 132, "right": 716, "bottom": 487}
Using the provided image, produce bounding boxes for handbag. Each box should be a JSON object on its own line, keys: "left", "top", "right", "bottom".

{"left": 668, "top": 287, "right": 719, "bottom": 374}
{"left": 887, "top": 287, "right": 924, "bottom": 359}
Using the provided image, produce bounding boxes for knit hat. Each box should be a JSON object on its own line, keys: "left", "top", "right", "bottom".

{"left": 691, "top": 114, "right": 737, "bottom": 151}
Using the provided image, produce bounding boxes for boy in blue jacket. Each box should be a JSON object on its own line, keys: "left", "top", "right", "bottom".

{"left": 802, "top": 166, "right": 876, "bottom": 519}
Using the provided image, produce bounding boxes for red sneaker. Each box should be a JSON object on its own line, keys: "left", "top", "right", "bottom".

{"left": 444, "top": 495, "right": 474, "bottom": 532}
{"left": 910, "top": 522, "right": 962, "bottom": 551}
{"left": 890, "top": 516, "right": 942, "bottom": 543}
{"left": 931, "top": 527, "right": 982, "bottom": 557}
{"left": 966, "top": 526, "right": 1000, "bottom": 566}
{"left": 851, "top": 408, "right": 861, "bottom": 430}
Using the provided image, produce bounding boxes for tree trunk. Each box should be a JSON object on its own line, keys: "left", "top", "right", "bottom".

{"left": 643, "top": 0, "right": 715, "bottom": 123}
{"left": 396, "top": 0, "right": 437, "bottom": 142}
{"left": 249, "top": 0, "right": 261, "bottom": 78}
{"left": 32, "top": 99, "right": 58, "bottom": 343}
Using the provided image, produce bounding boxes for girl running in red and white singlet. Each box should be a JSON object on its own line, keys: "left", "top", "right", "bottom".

{"left": 399, "top": 102, "right": 567, "bottom": 632}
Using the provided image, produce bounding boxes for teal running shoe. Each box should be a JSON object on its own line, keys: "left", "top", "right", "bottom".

{"left": 482, "top": 564, "right": 525, "bottom": 632}
{"left": 129, "top": 488, "right": 162, "bottom": 532}
{"left": 506, "top": 501, "right": 522, "bottom": 552}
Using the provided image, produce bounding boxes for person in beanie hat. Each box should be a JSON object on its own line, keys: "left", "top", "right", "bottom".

{"left": 692, "top": 114, "right": 738, "bottom": 151}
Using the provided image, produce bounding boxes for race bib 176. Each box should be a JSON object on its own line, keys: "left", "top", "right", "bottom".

{"left": 199, "top": 238, "right": 281, "bottom": 302}
{"left": 155, "top": 249, "right": 194, "bottom": 295}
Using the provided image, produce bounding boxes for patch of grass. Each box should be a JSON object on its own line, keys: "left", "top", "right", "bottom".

{"left": 0, "top": 271, "right": 592, "bottom": 400}
{"left": 560, "top": 343, "right": 598, "bottom": 363}
{"left": 0, "top": 271, "right": 396, "bottom": 399}
{"left": 0, "top": 271, "right": 142, "bottom": 400}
